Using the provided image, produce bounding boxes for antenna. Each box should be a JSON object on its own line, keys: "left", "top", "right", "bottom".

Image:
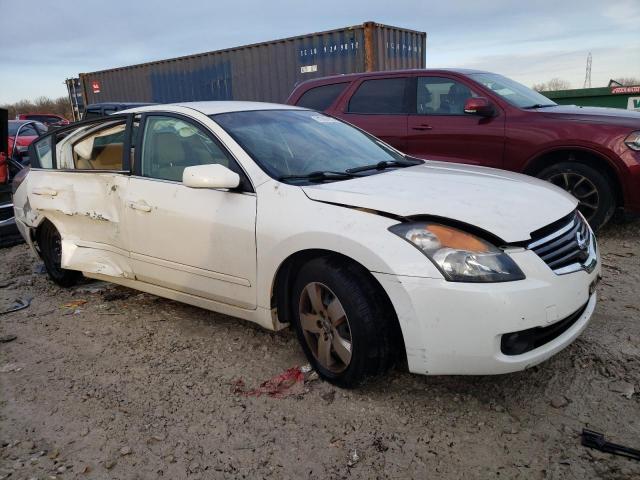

{"left": 583, "top": 52, "right": 592, "bottom": 88}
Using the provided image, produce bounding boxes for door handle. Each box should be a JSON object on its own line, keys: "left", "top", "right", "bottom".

{"left": 412, "top": 125, "right": 433, "bottom": 131}
{"left": 33, "top": 188, "right": 58, "bottom": 196}
{"left": 128, "top": 201, "right": 152, "bottom": 212}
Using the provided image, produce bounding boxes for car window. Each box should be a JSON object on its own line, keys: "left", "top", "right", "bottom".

{"left": 33, "top": 136, "right": 54, "bottom": 169}
{"left": 347, "top": 78, "right": 409, "bottom": 114}
{"left": 296, "top": 83, "right": 348, "bottom": 111}
{"left": 16, "top": 124, "right": 38, "bottom": 137}
{"left": 212, "top": 110, "right": 407, "bottom": 180}
{"left": 140, "top": 116, "right": 232, "bottom": 182}
{"left": 72, "top": 121, "right": 126, "bottom": 170}
{"left": 83, "top": 110, "right": 102, "bottom": 119}
{"left": 470, "top": 73, "right": 557, "bottom": 108}
{"left": 417, "top": 77, "right": 479, "bottom": 115}
{"left": 34, "top": 123, "right": 48, "bottom": 135}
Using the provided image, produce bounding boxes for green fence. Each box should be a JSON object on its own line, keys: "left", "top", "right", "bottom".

{"left": 543, "top": 86, "right": 640, "bottom": 111}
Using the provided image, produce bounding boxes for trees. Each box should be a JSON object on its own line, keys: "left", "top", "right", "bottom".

{"left": 531, "top": 78, "right": 572, "bottom": 92}
{"left": 612, "top": 77, "right": 640, "bottom": 86}
{"left": 1, "top": 96, "right": 72, "bottom": 121}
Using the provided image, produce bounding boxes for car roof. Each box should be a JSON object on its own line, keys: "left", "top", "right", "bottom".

{"left": 122, "top": 101, "right": 305, "bottom": 115}
{"left": 293, "top": 68, "right": 493, "bottom": 88}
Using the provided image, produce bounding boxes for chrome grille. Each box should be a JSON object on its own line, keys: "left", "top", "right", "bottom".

{"left": 528, "top": 211, "right": 596, "bottom": 274}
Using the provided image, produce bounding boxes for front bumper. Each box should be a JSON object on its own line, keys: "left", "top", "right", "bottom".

{"left": 374, "top": 248, "right": 600, "bottom": 375}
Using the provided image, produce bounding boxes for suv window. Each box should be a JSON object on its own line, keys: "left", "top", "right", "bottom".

{"left": 347, "top": 78, "right": 409, "bottom": 114}
{"left": 296, "top": 83, "right": 348, "bottom": 111}
{"left": 417, "top": 77, "right": 478, "bottom": 115}
{"left": 140, "top": 116, "right": 232, "bottom": 182}
{"left": 16, "top": 124, "right": 38, "bottom": 137}
{"left": 72, "top": 121, "right": 126, "bottom": 170}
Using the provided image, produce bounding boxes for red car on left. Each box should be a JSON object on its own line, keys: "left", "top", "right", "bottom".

{"left": 17, "top": 113, "right": 69, "bottom": 127}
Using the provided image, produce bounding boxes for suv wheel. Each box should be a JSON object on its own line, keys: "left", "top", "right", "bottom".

{"left": 36, "top": 220, "right": 81, "bottom": 287}
{"left": 291, "top": 257, "right": 396, "bottom": 388}
{"left": 538, "top": 161, "right": 615, "bottom": 230}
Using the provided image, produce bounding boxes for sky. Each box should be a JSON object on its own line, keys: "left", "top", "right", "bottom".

{"left": 0, "top": 0, "right": 638, "bottom": 104}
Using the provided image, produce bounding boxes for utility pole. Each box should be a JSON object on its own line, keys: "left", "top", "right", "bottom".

{"left": 584, "top": 52, "right": 592, "bottom": 88}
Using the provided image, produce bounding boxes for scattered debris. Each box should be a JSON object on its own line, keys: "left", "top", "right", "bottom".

{"left": 62, "top": 299, "right": 88, "bottom": 309}
{"left": 0, "top": 335, "right": 17, "bottom": 343}
{"left": 550, "top": 396, "right": 569, "bottom": 408}
{"left": 321, "top": 389, "right": 336, "bottom": 404}
{"left": 347, "top": 449, "right": 360, "bottom": 467}
{"left": 0, "top": 297, "right": 32, "bottom": 315}
{"left": 581, "top": 429, "right": 640, "bottom": 461}
{"left": 120, "top": 446, "right": 132, "bottom": 456}
{"left": 102, "top": 289, "right": 132, "bottom": 302}
{"left": 0, "top": 363, "right": 24, "bottom": 373}
{"left": 104, "top": 458, "right": 117, "bottom": 470}
{"left": 33, "top": 263, "right": 46, "bottom": 274}
{"left": 609, "top": 381, "right": 635, "bottom": 399}
{"left": 74, "top": 282, "right": 111, "bottom": 294}
{"left": 233, "top": 366, "right": 307, "bottom": 398}
{"left": 0, "top": 279, "right": 15, "bottom": 288}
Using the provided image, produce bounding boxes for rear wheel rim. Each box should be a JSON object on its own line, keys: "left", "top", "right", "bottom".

{"left": 547, "top": 172, "right": 599, "bottom": 222}
{"left": 42, "top": 226, "right": 64, "bottom": 277}
{"left": 298, "top": 282, "right": 352, "bottom": 373}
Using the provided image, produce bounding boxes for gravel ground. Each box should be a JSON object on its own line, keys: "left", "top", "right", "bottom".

{"left": 1, "top": 219, "right": 639, "bottom": 479}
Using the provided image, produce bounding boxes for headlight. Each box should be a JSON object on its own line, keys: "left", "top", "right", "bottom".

{"left": 389, "top": 222, "right": 525, "bottom": 282}
{"left": 625, "top": 131, "right": 640, "bottom": 151}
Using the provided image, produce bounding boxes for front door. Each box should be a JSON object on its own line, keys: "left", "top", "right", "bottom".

{"left": 124, "top": 114, "right": 257, "bottom": 309}
{"left": 406, "top": 76, "right": 505, "bottom": 167}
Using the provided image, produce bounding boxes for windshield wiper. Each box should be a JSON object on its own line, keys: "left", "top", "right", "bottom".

{"left": 277, "top": 170, "right": 362, "bottom": 183}
{"left": 523, "top": 104, "right": 557, "bottom": 109}
{"left": 346, "top": 159, "right": 421, "bottom": 174}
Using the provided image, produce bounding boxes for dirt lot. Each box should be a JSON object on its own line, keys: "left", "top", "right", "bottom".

{"left": 1, "top": 220, "right": 639, "bottom": 479}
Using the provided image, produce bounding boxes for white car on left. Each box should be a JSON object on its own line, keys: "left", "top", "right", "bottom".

{"left": 12, "top": 101, "right": 600, "bottom": 388}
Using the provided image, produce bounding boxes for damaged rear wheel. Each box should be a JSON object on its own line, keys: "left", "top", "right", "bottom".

{"left": 36, "top": 220, "right": 81, "bottom": 287}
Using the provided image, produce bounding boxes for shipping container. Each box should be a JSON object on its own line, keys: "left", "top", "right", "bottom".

{"left": 544, "top": 85, "right": 640, "bottom": 111}
{"left": 73, "top": 22, "right": 426, "bottom": 108}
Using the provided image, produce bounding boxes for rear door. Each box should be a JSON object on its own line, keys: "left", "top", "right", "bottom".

{"left": 25, "top": 116, "right": 134, "bottom": 278}
{"left": 124, "top": 113, "right": 257, "bottom": 309}
{"left": 406, "top": 76, "right": 506, "bottom": 167}
{"left": 336, "top": 76, "right": 411, "bottom": 152}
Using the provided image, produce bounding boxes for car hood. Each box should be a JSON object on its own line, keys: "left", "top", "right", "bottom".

{"left": 540, "top": 104, "right": 640, "bottom": 127}
{"left": 301, "top": 162, "right": 578, "bottom": 243}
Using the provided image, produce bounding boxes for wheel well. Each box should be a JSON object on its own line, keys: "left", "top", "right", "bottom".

{"left": 524, "top": 149, "right": 623, "bottom": 207}
{"left": 271, "top": 249, "right": 406, "bottom": 362}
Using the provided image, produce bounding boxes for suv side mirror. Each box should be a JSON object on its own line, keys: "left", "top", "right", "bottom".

{"left": 183, "top": 164, "right": 240, "bottom": 190}
{"left": 464, "top": 97, "right": 495, "bottom": 117}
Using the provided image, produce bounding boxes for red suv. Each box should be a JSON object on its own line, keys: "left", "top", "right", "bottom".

{"left": 287, "top": 69, "right": 640, "bottom": 229}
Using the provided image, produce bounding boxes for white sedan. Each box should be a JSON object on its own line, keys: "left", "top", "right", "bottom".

{"left": 12, "top": 102, "right": 600, "bottom": 387}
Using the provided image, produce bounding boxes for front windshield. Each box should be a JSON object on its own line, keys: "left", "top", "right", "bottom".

{"left": 212, "top": 110, "right": 408, "bottom": 181}
{"left": 470, "top": 73, "right": 557, "bottom": 109}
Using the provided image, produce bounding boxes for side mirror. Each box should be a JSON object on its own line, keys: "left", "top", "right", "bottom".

{"left": 464, "top": 97, "right": 495, "bottom": 117}
{"left": 182, "top": 164, "right": 240, "bottom": 190}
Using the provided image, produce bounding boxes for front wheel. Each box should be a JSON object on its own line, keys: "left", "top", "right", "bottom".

{"left": 36, "top": 220, "right": 81, "bottom": 287}
{"left": 291, "top": 257, "right": 397, "bottom": 388}
{"left": 537, "top": 161, "right": 615, "bottom": 231}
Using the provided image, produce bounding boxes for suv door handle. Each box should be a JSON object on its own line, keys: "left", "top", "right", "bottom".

{"left": 412, "top": 125, "right": 433, "bottom": 131}
{"left": 128, "top": 201, "right": 152, "bottom": 212}
{"left": 32, "top": 188, "right": 58, "bottom": 196}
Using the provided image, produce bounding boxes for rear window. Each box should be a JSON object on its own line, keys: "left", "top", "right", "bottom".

{"left": 347, "top": 78, "right": 410, "bottom": 114}
{"left": 33, "top": 136, "right": 54, "bottom": 169}
{"left": 295, "top": 83, "right": 348, "bottom": 111}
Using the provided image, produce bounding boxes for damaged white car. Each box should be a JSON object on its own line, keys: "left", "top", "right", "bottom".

{"left": 13, "top": 102, "right": 600, "bottom": 387}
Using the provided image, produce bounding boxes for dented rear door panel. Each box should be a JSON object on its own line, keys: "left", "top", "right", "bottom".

{"left": 26, "top": 170, "right": 134, "bottom": 278}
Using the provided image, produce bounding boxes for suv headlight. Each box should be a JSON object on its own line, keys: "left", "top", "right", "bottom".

{"left": 389, "top": 222, "right": 525, "bottom": 282}
{"left": 625, "top": 131, "right": 640, "bottom": 151}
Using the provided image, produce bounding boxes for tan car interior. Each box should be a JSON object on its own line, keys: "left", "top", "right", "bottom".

{"left": 73, "top": 123, "right": 126, "bottom": 170}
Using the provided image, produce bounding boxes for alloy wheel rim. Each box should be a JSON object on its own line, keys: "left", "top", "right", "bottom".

{"left": 298, "top": 282, "right": 352, "bottom": 373}
{"left": 547, "top": 172, "right": 599, "bottom": 221}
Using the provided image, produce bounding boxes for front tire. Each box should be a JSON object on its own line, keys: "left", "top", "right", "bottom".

{"left": 537, "top": 161, "right": 615, "bottom": 231}
{"left": 36, "top": 220, "right": 81, "bottom": 287}
{"left": 291, "top": 257, "right": 397, "bottom": 388}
